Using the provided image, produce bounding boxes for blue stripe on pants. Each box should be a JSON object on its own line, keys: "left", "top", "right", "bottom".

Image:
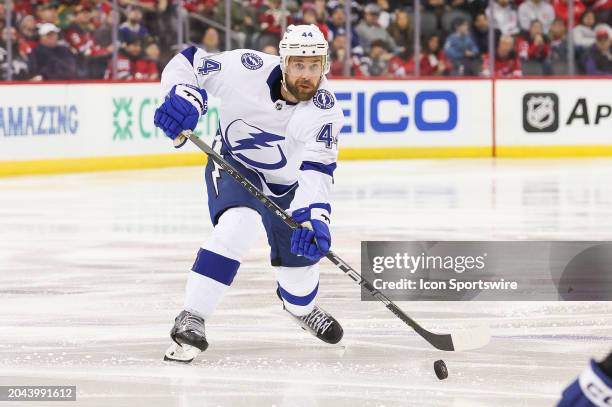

{"left": 277, "top": 283, "right": 319, "bottom": 306}
{"left": 191, "top": 248, "right": 240, "bottom": 286}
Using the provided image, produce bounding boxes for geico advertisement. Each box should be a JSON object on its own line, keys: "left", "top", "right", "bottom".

{"left": 496, "top": 79, "right": 612, "bottom": 146}
{"left": 330, "top": 79, "right": 492, "bottom": 147}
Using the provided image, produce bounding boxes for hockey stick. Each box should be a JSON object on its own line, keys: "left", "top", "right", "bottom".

{"left": 181, "top": 130, "right": 490, "bottom": 352}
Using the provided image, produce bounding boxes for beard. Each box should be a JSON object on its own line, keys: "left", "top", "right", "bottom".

{"left": 284, "top": 77, "right": 320, "bottom": 102}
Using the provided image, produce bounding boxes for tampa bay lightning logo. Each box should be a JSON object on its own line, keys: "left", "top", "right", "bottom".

{"left": 313, "top": 89, "right": 335, "bottom": 109}
{"left": 241, "top": 53, "right": 264, "bottom": 70}
{"left": 224, "top": 119, "right": 287, "bottom": 170}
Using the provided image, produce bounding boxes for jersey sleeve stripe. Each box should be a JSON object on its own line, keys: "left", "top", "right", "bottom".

{"left": 180, "top": 46, "right": 198, "bottom": 66}
{"left": 300, "top": 161, "right": 337, "bottom": 176}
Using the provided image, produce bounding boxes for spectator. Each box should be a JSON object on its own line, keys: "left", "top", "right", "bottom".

{"left": 261, "top": 44, "right": 278, "bottom": 55}
{"left": 360, "top": 38, "right": 392, "bottom": 76}
{"left": 119, "top": 4, "right": 150, "bottom": 44}
{"left": 65, "top": 4, "right": 113, "bottom": 78}
{"left": 420, "top": 32, "right": 451, "bottom": 75}
{"left": 551, "top": 0, "right": 586, "bottom": 27}
{"left": 132, "top": 0, "right": 168, "bottom": 44}
{"left": 17, "top": 15, "right": 38, "bottom": 58}
{"left": 517, "top": 19, "right": 550, "bottom": 61}
{"left": 518, "top": 0, "right": 555, "bottom": 34}
{"left": 473, "top": 12, "right": 500, "bottom": 53}
{"left": 443, "top": 18, "right": 480, "bottom": 75}
{"left": 91, "top": 0, "right": 113, "bottom": 28}
{"left": 258, "top": 0, "right": 293, "bottom": 41}
{"left": 329, "top": 33, "right": 347, "bottom": 76}
{"left": 388, "top": 49, "right": 415, "bottom": 76}
{"left": 144, "top": 41, "right": 163, "bottom": 74}
{"left": 1, "top": 27, "right": 29, "bottom": 80}
{"left": 313, "top": 0, "right": 327, "bottom": 22}
{"left": 482, "top": 34, "right": 522, "bottom": 76}
{"left": 214, "top": 1, "right": 258, "bottom": 49}
{"left": 549, "top": 17, "right": 568, "bottom": 61}
{"left": 423, "top": 0, "right": 448, "bottom": 21}
{"left": 300, "top": 2, "right": 330, "bottom": 40}
{"left": 35, "top": 4, "right": 59, "bottom": 26}
{"left": 326, "top": 0, "right": 364, "bottom": 25}
{"left": 376, "top": 0, "right": 393, "bottom": 29}
{"left": 355, "top": 3, "right": 397, "bottom": 53}
{"left": 200, "top": 27, "right": 220, "bottom": 53}
{"left": 105, "top": 35, "right": 158, "bottom": 80}
{"left": 182, "top": 0, "right": 218, "bottom": 16}
{"left": 28, "top": 23, "right": 78, "bottom": 80}
{"left": 584, "top": 28, "right": 612, "bottom": 73}
{"left": 450, "top": 0, "right": 474, "bottom": 14}
{"left": 387, "top": 9, "right": 414, "bottom": 58}
{"left": 592, "top": 0, "right": 612, "bottom": 26}
{"left": 487, "top": 0, "right": 520, "bottom": 35}
{"left": 94, "top": 6, "right": 117, "bottom": 47}
{"left": 327, "top": 6, "right": 363, "bottom": 55}
{"left": 328, "top": 34, "right": 365, "bottom": 76}
{"left": 184, "top": 0, "right": 219, "bottom": 43}
{"left": 573, "top": 10, "right": 612, "bottom": 48}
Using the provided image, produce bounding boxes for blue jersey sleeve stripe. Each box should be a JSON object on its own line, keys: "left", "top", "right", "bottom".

{"left": 277, "top": 283, "right": 319, "bottom": 306}
{"left": 309, "top": 202, "right": 332, "bottom": 214}
{"left": 300, "top": 161, "right": 337, "bottom": 176}
{"left": 181, "top": 46, "right": 198, "bottom": 66}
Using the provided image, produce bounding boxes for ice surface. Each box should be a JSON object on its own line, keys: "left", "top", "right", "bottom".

{"left": 1, "top": 159, "right": 611, "bottom": 407}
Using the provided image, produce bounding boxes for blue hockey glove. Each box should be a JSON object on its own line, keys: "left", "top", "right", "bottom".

{"left": 154, "top": 84, "right": 208, "bottom": 148}
{"left": 558, "top": 358, "right": 612, "bottom": 407}
{"left": 290, "top": 203, "right": 331, "bottom": 262}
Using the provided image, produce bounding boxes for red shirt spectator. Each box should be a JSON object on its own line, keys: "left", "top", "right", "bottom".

{"left": 258, "top": 0, "right": 293, "bottom": 36}
{"left": 482, "top": 53, "right": 522, "bottom": 76}
{"left": 516, "top": 19, "right": 550, "bottom": 60}
{"left": 482, "top": 34, "right": 522, "bottom": 76}
{"left": 13, "top": 2, "right": 37, "bottom": 19}
{"left": 551, "top": 0, "right": 586, "bottom": 26}
{"left": 388, "top": 53, "right": 415, "bottom": 76}
{"left": 592, "top": 0, "right": 612, "bottom": 12}
{"left": 64, "top": 5, "right": 111, "bottom": 58}
{"left": 420, "top": 33, "right": 451, "bottom": 76}
{"left": 131, "top": 0, "right": 159, "bottom": 12}
{"left": 105, "top": 38, "right": 158, "bottom": 80}
{"left": 182, "top": 0, "right": 218, "bottom": 14}
{"left": 420, "top": 52, "right": 451, "bottom": 75}
{"left": 328, "top": 34, "right": 365, "bottom": 77}
{"left": 17, "top": 15, "right": 38, "bottom": 58}
{"left": 516, "top": 36, "right": 550, "bottom": 59}
{"left": 301, "top": 3, "right": 330, "bottom": 40}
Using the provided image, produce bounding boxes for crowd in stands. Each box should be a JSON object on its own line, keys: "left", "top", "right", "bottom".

{"left": 0, "top": 0, "right": 611, "bottom": 81}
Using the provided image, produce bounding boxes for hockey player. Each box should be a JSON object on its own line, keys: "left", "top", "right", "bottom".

{"left": 557, "top": 351, "right": 612, "bottom": 407}
{"left": 153, "top": 24, "right": 345, "bottom": 362}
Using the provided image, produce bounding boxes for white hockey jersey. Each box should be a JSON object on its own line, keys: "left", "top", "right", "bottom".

{"left": 161, "top": 47, "right": 344, "bottom": 212}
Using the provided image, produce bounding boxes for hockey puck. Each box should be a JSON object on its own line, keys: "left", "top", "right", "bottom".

{"left": 434, "top": 360, "right": 448, "bottom": 380}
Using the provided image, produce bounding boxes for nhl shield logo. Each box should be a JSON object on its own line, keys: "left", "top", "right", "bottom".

{"left": 523, "top": 93, "right": 559, "bottom": 132}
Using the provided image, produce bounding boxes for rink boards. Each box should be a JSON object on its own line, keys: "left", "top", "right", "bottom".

{"left": 0, "top": 78, "right": 610, "bottom": 176}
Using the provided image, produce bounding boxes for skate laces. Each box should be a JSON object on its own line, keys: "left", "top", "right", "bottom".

{"left": 180, "top": 312, "right": 205, "bottom": 335}
{"left": 301, "top": 307, "right": 333, "bottom": 334}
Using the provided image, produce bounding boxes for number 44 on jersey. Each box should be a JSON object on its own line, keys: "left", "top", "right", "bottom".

{"left": 316, "top": 123, "right": 337, "bottom": 149}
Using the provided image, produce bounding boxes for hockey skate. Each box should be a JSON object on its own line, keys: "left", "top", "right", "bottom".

{"left": 164, "top": 310, "right": 209, "bottom": 363}
{"left": 277, "top": 289, "right": 344, "bottom": 344}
